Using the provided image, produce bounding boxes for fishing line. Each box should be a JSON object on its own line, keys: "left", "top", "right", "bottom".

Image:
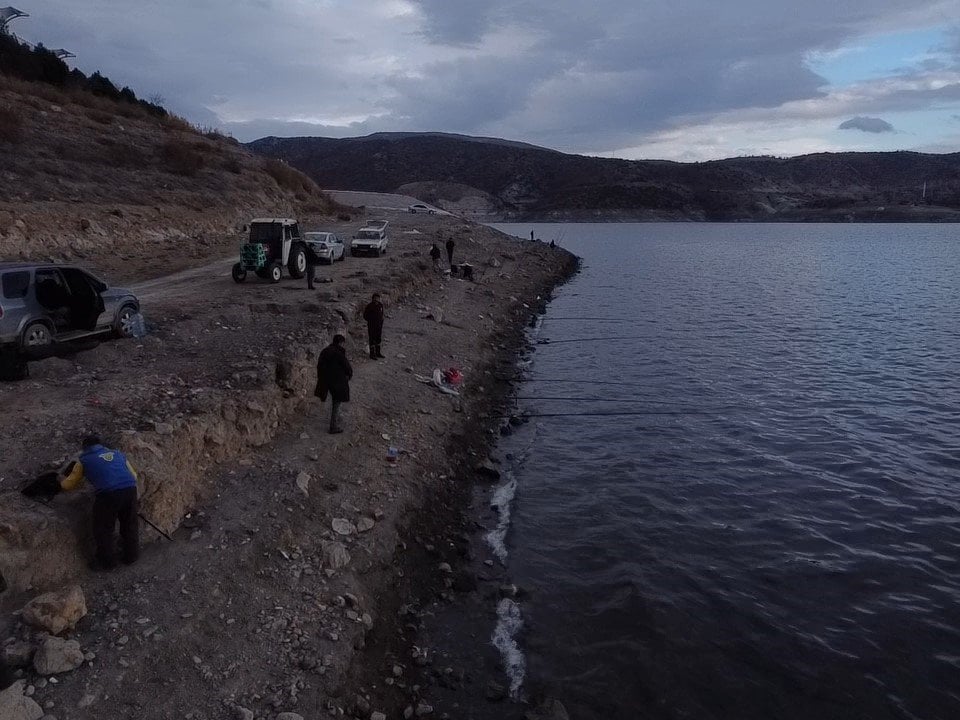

{"left": 536, "top": 336, "right": 650, "bottom": 344}
{"left": 489, "top": 410, "right": 713, "bottom": 418}
{"left": 512, "top": 396, "right": 734, "bottom": 407}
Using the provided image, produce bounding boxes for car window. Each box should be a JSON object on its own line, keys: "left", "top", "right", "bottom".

{"left": 1, "top": 271, "right": 30, "bottom": 299}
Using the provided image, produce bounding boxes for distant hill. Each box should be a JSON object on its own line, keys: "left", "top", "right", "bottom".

{"left": 248, "top": 132, "right": 960, "bottom": 221}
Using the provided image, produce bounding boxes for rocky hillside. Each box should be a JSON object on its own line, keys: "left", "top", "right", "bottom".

{"left": 0, "top": 73, "right": 339, "bottom": 278}
{"left": 249, "top": 132, "right": 960, "bottom": 222}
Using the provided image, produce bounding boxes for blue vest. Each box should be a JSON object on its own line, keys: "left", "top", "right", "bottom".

{"left": 79, "top": 445, "right": 137, "bottom": 494}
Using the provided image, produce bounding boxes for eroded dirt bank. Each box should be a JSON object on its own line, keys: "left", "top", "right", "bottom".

{"left": 0, "top": 209, "right": 577, "bottom": 720}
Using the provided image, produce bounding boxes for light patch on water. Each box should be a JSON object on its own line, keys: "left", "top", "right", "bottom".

{"left": 492, "top": 597, "right": 526, "bottom": 698}
{"left": 485, "top": 472, "right": 517, "bottom": 563}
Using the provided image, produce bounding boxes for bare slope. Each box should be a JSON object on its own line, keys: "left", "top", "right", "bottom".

{"left": 0, "top": 74, "right": 338, "bottom": 279}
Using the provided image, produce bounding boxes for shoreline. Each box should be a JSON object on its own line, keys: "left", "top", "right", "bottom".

{"left": 0, "top": 213, "right": 579, "bottom": 719}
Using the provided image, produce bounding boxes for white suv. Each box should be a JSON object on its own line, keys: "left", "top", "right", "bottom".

{"left": 350, "top": 220, "right": 389, "bottom": 257}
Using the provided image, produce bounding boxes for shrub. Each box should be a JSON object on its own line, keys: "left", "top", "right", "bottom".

{"left": 158, "top": 139, "right": 205, "bottom": 176}
{"left": 88, "top": 109, "right": 113, "bottom": 125}
{"left": 262, "top": 158, "right": 315, "bottom": 194}
{"left": 0, "top": 106, "right": 24, "bottom": 143}
{"left": 104, "top": 142, "right": 146, "bottom": 168}
{"left": 222, "top": 157, "right": 243, "bottom": 174}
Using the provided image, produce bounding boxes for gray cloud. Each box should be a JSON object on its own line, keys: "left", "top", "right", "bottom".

{"left": 15, "top": 0, "right": 960, "bottom": 154}
{"left": 839, "top": 116, "right": 897, "bottom": 133}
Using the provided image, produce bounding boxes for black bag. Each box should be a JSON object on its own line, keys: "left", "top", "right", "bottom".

{"left": 21, "top": 471, "right": 64, "bottom": 501}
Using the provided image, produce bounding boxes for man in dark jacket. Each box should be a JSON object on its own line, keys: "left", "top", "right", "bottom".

{"left": 445, "top": 238, "right": 455, "bottom": 267}
{"left": 60, "top": 436, "right": 140, "bottom": 570}
{"left": 363, "top": 293, "right": 385, "bottom": 360}
{"left": 315, "top": 334, "right": 353, "bottom": 434}
{"left": 305, "top": 243, "right": 322, "bottom": 290}
{"left": 429, "top": 243, "right": 442, "bottom": 269}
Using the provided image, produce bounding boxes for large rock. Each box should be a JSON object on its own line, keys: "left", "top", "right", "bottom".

{"left": 21, "top": 585, "right": 87, "bottom": 635}
{"left": 0, "top": 681, "right": 44, "bottom": 720}
{"left": 33, "top": 637, "right": 84, "bottom": 674}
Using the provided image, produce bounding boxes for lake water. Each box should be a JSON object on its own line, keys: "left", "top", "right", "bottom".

{"left": 488, "top": 223, "right": 960, "bottom": 720}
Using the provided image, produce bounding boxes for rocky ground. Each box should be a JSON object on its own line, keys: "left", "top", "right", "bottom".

{"left": 0, "top": 206, "right": 577, "bottom": 720}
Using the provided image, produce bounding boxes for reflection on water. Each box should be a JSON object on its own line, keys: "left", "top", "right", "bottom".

{"left": 491, "top": 223, "right": 960, "bottom": 720}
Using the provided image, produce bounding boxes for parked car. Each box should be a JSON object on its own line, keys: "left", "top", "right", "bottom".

{"left": 304, "top": 231, "right": 346, "bottom": 264}
{"left": 350, "top": 220, "right": 390, "bottom": 257}
{"left": 0, "top": 262, "right": 140, "bottom": 355}
{"left": 408, "top": 203, "right": 436, "bottom": 214}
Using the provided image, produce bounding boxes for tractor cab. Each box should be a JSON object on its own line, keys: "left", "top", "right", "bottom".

{"left": 232, "top": 218, "right": 307, "bottom": 283}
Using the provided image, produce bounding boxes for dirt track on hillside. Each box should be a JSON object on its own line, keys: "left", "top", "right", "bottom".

{"left": 0, "top": 207, "right": 575, "bottom": 720}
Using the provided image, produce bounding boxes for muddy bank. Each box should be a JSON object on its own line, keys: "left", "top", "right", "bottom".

{"left": 0, "top": 211, "right": 577, "bottom": 720}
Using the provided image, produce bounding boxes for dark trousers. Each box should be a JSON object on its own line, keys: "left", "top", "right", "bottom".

{"left": 447, "top": 248, "right": 454, "bottom": 265}
{"left": 93, "top": 486, "right": 139, "bottom": 566}
{"left": 367, "top": 325, "right": 383, "bottom": 358}
{"left": 330, "top": 400, "right": 343, "bottom": 432}
{"left": 307, "top": 263, "right": 317, "bottom": 289}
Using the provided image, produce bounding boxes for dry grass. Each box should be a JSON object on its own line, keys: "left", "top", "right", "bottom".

{"left": 262, "top": 158, "right": 317, "bottom": 194}
{"left": 0, "top": 105, "right": 24, "bottom": 143}
{"left": 88, "top": 109, "right": 114, "bottom": 125}
{"left": 158, "top": 139, "right": 206, "bottom": 177}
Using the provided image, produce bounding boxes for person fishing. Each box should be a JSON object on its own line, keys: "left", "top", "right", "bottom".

{"left": 363, "top": 292, "right": 385, "bottom": 360}
{"left": 429, "top": 242, "right": 442, "bottom": 269}
{"left": 315, "top": 334, "right": 353, "bottom": 434}
{"left": 60, "top": 436, "right": 140, "bottom": 571}
{"left": 305, "top": 241, "right": 322, "bottom": 290}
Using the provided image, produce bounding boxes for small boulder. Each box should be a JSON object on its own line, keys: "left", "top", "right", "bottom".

{"left": 475, "top": 459, "right": 501, "bottom": 480}
{"left": 357, "top": 517, "right": 375, "bottom": 533}
{"left": 33, "top": 637, "right": 84, "bottom": 675}
{"left": 332, "top": 518, "right": 356, "bottom": 536}
{"left": 276, "top": 714, "right": 304, "bottom": 720}
{"left": 0, "top": 681, "right": 44, "bottom": 720}
{"left": 321, "top": 541, "right": 351, "bottom": 570}
{"left": 234, "top": 707, "right": 254, "bottom": 720}
{"left": 295, "top": 471, "right": 310, "bottom": 497}
{"left": 21, "top": 586, "right": 87, "bottom": 636}
{"left": 525, "top": 699, "right": 570, "bottom": 720}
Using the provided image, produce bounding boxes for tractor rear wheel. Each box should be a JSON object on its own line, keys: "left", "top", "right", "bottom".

{"left": 288, "top": 244, "right": 307, "bottom": 278}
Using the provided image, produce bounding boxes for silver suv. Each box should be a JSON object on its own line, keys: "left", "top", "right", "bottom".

{"left": 0, "top": 262, "right": 140, "bottom": 354}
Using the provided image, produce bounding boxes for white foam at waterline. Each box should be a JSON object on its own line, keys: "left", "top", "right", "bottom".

{"left": 485, "top": 472, "right": 517, "bottom": 563}
{"left": 492, "top": 597, "right": 526, "bottom": 698}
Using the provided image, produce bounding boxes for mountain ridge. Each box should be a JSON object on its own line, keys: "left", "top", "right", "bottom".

{"left": 248, "top": 133, "right": 960, "bottom": 222}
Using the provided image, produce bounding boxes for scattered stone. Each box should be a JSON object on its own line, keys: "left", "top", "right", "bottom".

{"left": 371, "top": 712, "right": 387, "bottom": 720}
{"left": 415, "top": 701, "right": 434, "bottom": 716}
{"left": 524, "top": 698, "right": 570, "bottom": 720}
{"left": 0, "top": 681, "right": 44, "bottom": 720}
{"left": 2, "top": 642, "right": 36, "bottom": 668}
{"left": 485, "top": 680, "right": 507, "bottom": 701}
{"left": 234, "top": 707, "right": 254, "bottom": 720}
{"left": 321, "top": 541, "right": 351, "bottom": 570}
{"left": 21, "top": 586, "right": 87, "bottom": 636}
{"left": 332, "top": 518, "right": 357, "bottom": 536}
{"left": 437, "top": 562, "right": 452, "bottom": 574}
{"left": 32, "top": 638, "right": 84, "bottom": 675}
{"left": 295, "top": 471, "right": 311, "bottom": 497}
{"left": 357, "top": 517, "right": 375, "bottom": 533}
{"left": 276, "top": 714, "right": 304, "bottom": 720}
{"left": 499, "top": 584, "right": 519, "bottom": 598}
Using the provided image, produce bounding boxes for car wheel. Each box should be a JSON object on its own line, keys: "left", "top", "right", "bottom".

{"left": 232, "top": 263, "right": 247, "bottom": 283}
{"left": 21, "top": 322, "right": 53, "bottom": 349}
{"left": 269, "top": 262, "right": 283, "bottom": 283}
{"left": 114, "top": 303, "right": 139, "bottom": 338}
{"left": 288, "top": 245, "right": 307, "bottom": 278}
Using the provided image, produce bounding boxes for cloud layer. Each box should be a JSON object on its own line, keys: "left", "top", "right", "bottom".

{"left": 839, "top": 116, "right": 897, "bottom": 132}
{"left": 15, "top": 0, "right": 960, "bottom": 159}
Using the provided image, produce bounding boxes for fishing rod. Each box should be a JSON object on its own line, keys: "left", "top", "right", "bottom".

{"left": 512, "top": 395, "right": 733, "bottom": 406}
{"left": 489, "top": 410, "right": 714, "bottom": 418}
{"left": 536, "top": 336, "right": 651, "bottom": 345}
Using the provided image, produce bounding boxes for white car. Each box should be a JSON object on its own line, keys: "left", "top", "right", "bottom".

{"left": 350, "top": 221, "right": 389, "bottom": 257}
{"left": 408, "top": 203, "right": 436, "bottom": 215}
{"left": 304, "top": 232, "right": 345, "bottom": 264}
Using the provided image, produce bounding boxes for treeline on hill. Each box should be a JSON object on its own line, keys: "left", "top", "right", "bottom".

{"left": 0, "top": 32, "right": 165, "bottom": 116}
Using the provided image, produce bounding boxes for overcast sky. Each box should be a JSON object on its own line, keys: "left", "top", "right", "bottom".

{"left": 14, "top": 0, "right": 960, "bottom": 160}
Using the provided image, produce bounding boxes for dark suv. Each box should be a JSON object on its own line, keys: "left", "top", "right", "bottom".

{"left": 0, "top": 262, "right": 140, "bottom": 354}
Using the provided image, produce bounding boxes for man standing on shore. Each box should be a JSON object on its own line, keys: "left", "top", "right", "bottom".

{"left": 429, "top": 242, "right": 442, "bottom": 269}
{"left": 315, "top": 334, "right": 352, "bottom": 434}
{"left": 363, "top": 293, "right": 385, "bottom": 360}
{"left": 305, "top": 242, "right": 321, "bottom": 290}
{"left": 60, "top": 436, "right": 140, "bottom": 570}
{"left": 445, "top": 237, "right": 455, "bottom": 268}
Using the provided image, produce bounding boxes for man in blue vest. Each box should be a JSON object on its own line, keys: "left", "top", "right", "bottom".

{"left": 60, "top": 435, "right": 140, "bottom": 570}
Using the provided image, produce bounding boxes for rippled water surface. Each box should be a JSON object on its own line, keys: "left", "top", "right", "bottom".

{"left": 490, "top": 223, "right": 960, "bottom": 720}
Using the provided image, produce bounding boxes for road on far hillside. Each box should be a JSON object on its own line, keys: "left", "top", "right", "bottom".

{"left": 326, "top": 189, "right": 450, "bottom": 216}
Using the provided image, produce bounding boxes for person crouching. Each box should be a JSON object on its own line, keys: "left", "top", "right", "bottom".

{"left": 60, "top": 435, "right": 140, "bottom": 571}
